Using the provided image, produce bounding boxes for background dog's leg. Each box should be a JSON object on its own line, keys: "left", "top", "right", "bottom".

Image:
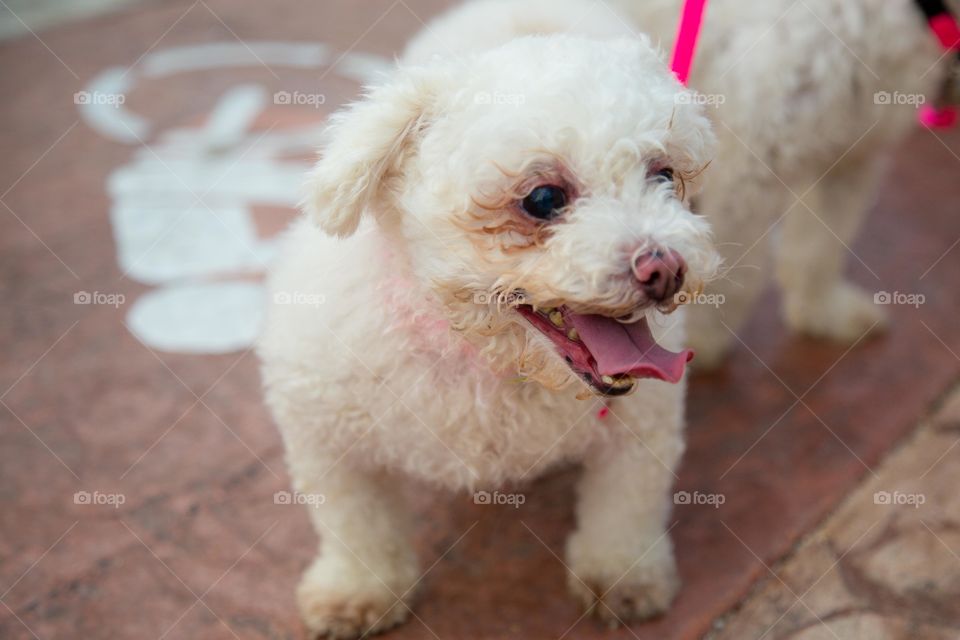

{"left": 565, "top": 410, "right": 684, "bottom": 623}
{"left": 684, "top": 160, "right": 790, "bottom": 369}
{"left": 293, "top": 462, "right": 419, "bottom": 639}
{"left": 776, "top": 160, "right": 887, "bottom": 343}
{"left": 685, "top": 240, "right": 771, "bottom": 369}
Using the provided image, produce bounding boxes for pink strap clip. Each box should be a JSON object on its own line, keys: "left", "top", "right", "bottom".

{"left": 920, "top": 104, "right": 958, "bottom": 128}
{"left": 929, "top": 12, "right": 960, "bottom": 48}
{"left": 920, "top": 13, "right": 960, "bottom": 129}
{"left": 670, "top": 0, "right": 709, "bottom": 86}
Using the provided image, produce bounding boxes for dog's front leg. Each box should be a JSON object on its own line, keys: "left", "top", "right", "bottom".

{"left": 293, "top": 462, "right": 420, "bottom": 639}
{"left": 565, "top": 410, "right": 684, "bottom": 624}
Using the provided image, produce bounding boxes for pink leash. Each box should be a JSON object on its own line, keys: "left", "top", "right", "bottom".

{"left": 670, "top": 0, "right": 709, "bottom": 86}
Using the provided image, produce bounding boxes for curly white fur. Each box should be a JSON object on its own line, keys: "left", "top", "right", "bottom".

{"left": 259, "top": 1, "right": 719, "bottom": 636}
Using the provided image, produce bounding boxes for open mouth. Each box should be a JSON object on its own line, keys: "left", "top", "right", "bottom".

{"left": 516, "top": 305, "right": 693, "bottom": 396}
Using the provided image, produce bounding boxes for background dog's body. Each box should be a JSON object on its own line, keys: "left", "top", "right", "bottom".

{"left": 610, "top": 0, "right": 952, "bottom": 364}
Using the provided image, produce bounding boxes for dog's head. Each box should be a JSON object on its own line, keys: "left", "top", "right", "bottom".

{"left": 305, "top": 35, "right": 720, "bottom": 396}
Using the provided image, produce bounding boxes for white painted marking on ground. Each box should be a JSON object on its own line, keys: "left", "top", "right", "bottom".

{"left": 141, "top": 42, "right": 331, "bottom": 77}
{"left": 127, "top": 282, "right": 265, "bottom": 354}
{"left": 79, "top": 42, "right": 391, "bottom": 353}
{"left": 81, "top": 67, "right": 149, "bottom": 144}
{"left": 201, "top": 84, "right": 269, "bottom": 152}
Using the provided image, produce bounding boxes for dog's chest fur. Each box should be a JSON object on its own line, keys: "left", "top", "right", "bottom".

{"left": 260, "top": 220, "right": 682, "bottom": 489}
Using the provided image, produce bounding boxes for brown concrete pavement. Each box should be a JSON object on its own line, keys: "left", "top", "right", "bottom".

{"left": 2, "top": 1, "right": 960, "bottom": 639}
{"left": 709, "top": 387, "right": 960, "bottom": 640}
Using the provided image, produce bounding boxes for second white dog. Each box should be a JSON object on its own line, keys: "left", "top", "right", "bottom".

{"left": 608, "top": 0, "right": 954, "bottom": 366}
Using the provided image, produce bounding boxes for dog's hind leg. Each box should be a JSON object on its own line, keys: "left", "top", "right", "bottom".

{"left": 291, "top": 460, "right": 420, "bottom": 639}
{"left": 776, "top": 159, "right": 888, "bottom": 344}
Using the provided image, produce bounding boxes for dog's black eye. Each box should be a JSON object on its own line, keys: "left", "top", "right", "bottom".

{"left": 654, "top": 167, "right": 675, "bottom": 183}
{"left": 521, "top": 185, "right": 567, "bottom": 221}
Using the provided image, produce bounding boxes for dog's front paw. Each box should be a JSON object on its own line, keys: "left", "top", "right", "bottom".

{"left": 565, "top": 531, "right": 680, "bottom": 624}
{"left": 784, "top": 281, "right": 888, "bottom": 344}
{"left": 297, "top": 555, "right": 416, "bottom": 639}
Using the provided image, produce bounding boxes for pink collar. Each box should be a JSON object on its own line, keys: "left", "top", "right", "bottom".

{"left": 375, "top": 234, "right": 483, "bottom": 366}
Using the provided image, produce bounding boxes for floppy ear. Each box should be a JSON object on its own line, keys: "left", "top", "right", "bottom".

{"left": 303, "top": 69, "right": 439, "bottom": 238}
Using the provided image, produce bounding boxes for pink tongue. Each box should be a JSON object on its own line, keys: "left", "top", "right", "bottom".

{"left": 566, "top": 312, "right": 693, "bottom": 384}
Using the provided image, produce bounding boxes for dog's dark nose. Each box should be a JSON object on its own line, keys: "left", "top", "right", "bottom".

{"left": 633, "top": 248, "right": 686, "bottom": 303}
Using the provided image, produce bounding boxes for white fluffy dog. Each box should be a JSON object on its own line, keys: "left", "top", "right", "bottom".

{"left": 607, "top": 0, "right": 957, "bottom": 366}
{"left": 258, "top": 1, "right": 719, "bottom": 636}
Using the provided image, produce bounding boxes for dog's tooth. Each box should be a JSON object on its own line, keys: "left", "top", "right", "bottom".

{"left": 612, "top": 377, "right": 635, "bottom": 389}
{"left": 567, "top": 328, "right": 579, "bottom": 341}
{"left": 601, "top": 375, "right": 614, "bottom": 385}
{"left": 549, "top": 311, "right": 564, "bottom": 327}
